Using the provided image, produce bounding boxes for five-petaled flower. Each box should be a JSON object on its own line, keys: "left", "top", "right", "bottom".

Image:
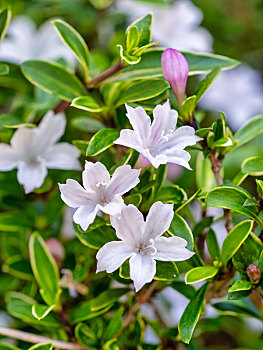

{"left": 59, "top": 162, "right": 141, "bottom": 231}
{"left": 0, "top": 111, "right": 81, "bottom": 194}
{"left": 96, "top": 202, "right": 194, "bottom": 292}
{"left": 114, "top": 100, "right": 201, "bottom": 169}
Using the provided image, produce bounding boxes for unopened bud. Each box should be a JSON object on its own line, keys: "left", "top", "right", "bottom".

{"left": 161, "top": 48, "right": 189, "bottom": 106}
{"left": 246, "top": 264, "right": 261, "bottom": 283}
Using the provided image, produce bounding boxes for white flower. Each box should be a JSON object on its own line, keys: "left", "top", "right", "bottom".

{"left": 114, "top": 101, "right": 202, "bottom": 169}
{"left": 96, "top": 202, "right": 194, "bottom": 292}
{"left": 59, "top": 162, "right": 141, "bottom": 231}
{"left": 116, "top": 0, "right": 213, "bottom": 52}
{"left": 0, "top": 16, "right": 75, "bottom": 64}
{"left": 199, "top": 65, "right": 263, "bottom": 130}
{"left": 0, "top": 112, "right": 81, "bottom": 194}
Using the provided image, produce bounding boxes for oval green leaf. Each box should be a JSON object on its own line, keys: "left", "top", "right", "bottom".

{"left": 185, "top": 266, "right": 218, "bottom": 284}
{"left": 241, "top": 156, "right": 263, "bottom": 176}
{"left": 0, "top": 8, "right": 11, "bottom": 41}
{"left": 233, "top": 114, "right": 263, "bottom": 147}
{"left": 168, "top": 212, "right": 194, "bottom": 251}
{"left": 71, "top": 95, "right": 105, "bottom": 112}
{"left": 86, "top": 128, "right": 119, "bottom": 156}
{"left": 229, "top": 280, "right": 253, "bottom": 293}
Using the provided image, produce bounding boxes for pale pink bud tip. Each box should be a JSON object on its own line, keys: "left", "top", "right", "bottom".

{"left": 161, "top": 48, "right": 189, "bottom": 106}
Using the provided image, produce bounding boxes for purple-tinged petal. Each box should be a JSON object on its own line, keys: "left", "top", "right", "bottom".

{"left": 154, "top": 236, "right": 194, "bottom": 261}
{"left": 145, "top": 201, "right": 174, "bottom": 240}
{"left": 114, "top": 129, "right": 144, "bottom": 153}
{"left": 82, "top": 161, "right": 110, "bottom": 193}
{"left": 73, "top": 204, "right": 98, "bottom": 231}
{"left": 96, "top": 241, "right": 134, "bottom": 273}
{"left": 129, "top": 253, "right": 156, "bottom": 292}
{"left": 107, "top": 165, "right": 141, "bottom": 196}
{"left": 125, "top": 104, "right": 151, "bottom": 142}
{"left": 161, "top": 48, "right": 189, "bottom": 105}
{"left": 98, "top": 196, "right": 124, "bottom": 216}
{"left": 59, "top": 179, "right": 94, "bottom": 208}
{"left": 110, "top": 205, "right": 145, "bottom": 246}
{"left": 162, "top": 149, "right": 192, "bottom": 170}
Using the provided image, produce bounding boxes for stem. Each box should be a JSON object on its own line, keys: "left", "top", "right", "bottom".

{"left": 87, "top": 60, "right": 124, "bottom": 88}
{"left": 53, "top": 100, "right": 71, "bottom": 114}
{"left": 0, "top": 327, "right": 88, "bottom": 350}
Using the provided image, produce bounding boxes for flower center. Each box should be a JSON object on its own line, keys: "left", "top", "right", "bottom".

{"left": 96, "top": 181, "right": 110, "bottom": 204}
{"left": 135, "top": 239, "right": 157, "bottom": 256}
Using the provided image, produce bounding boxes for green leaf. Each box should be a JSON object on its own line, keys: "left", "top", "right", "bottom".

{"left": 212, "top": 301, "right": 261, "bottom": 319}
{"left": 126, "top": 25, "right": 140, "bottom": 53}
{"left": 2, "top": 255, "right": 32, "bottom": 280}
{"left": 196, "top": 152, "right": 217, "bottom": 193}
{"left": 180, "top": 96, "right": 197, "bottom": 121}
{"left": 229, "top": 280, "right": 253, "bottom": 293}
{"left": 206, "top": 228, "right": 220, "bottom": 260}
{"left": 124, "top": 193, "right": 142, "bottom": 206}
{"left": 116, "top": 79, "right": 169, "bottom": 106}
{"left": 256, "top": 179, "right": 263, "bottom": 197}
{"left": 0, "top": 114, "right": 35, "bottom": 128}
{"left": 118, "top": 45, "right": 141, "bottom": 65}
{"left": 206, "top": 186, "right": 261, "bottom": 224}
{"left": 194, "top": 66, "right": 221, "bottom": 103}
{"left": 170, "top": 281, "right": 196, "bottom": 299}
{"left": 74, "top": 221, "right": 116, "bottom": 249}
{"left": 86, "top": 128, "right": 119, "bottom": 156}
{"left": 71, "top": 96, "right": 105, "bottom": 112}
{"left": 178, "top": 284, "right": 208, "bottom": 344}
{"left": 0, "top": 8, "right": 11, "bottom": 41}
{"left": 53, "top": 19, "right": 90, "bottom": 81}
{"left": 21, "top": 60, "right": 87, "bottom": 101}
{"left": 28, "top": 344, "right": 53, "bottom": 350}
{"left": 259, "top": 250, "right": 263, "bottom": 272}
{"left": 91, "top": 289, "right": 129, "bottom": 311}
{"left": 185, "top": 266, "right": 218, "bottom": 284}
{"left": 103, "top": 307, "right": 124, "bottom": 340}
{"left": 0, "top": 63, "right": 9, "bottom": 75}
{"left": 6, "top": 292, "right": 61, "bottom": 327}
{"left": 228, "top": 289, "right": 252, "bottom": 300}
{"left": 233, "top": 114, "right": 263, "bottom": 148}
{"left": 71, "top": 117, "right": 105, "bottom": 133}
{"left": 168, "top": 213, "right": 194, "bottom": 250}
{"left": 29, "top": 232, "right": 60, "bottom": 306}
{"left": 155, "top": 261, "right": 179, "bottom": 281}
{"left": 155, "top": 185, "right": 186, "bottom": 208}
{"left": 153, "top": 164, "right": 167, "bottom": 195}
{"left": 130, "top": 13, "right": 152, "bottom": 47}
{"left": 241, "top": 156, "right": 263, "bottom": 176}
{"left": 75, "top": 323, "right": 98, "bottom": 347}
{"left": 32, "top": 304, "right": 55, "bottom": 320}
{"left": 0, "top": 213, "right": 31, "bottom": 231}
{"left": 105, "top": 49, "right": 239, "bottom": 83}
{"left": 221, "top": 220, "right": 253, "bottom": 266}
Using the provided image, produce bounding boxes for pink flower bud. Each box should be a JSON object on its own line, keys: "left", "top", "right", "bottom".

{"left": 246, "top": 264, "right": 261, "bottom": 283}
{"left": 161, "top": 48, "right": 189, "bottom": 106}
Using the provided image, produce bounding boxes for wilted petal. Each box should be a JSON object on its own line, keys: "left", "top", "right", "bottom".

{"left": 145, "top": 202, "right": 174, "bottom": 240}
{"left": 107, "top": 165, "right": 140, "bottom": 196}
{"left": 110, "top": 205, "right": 145, "bottom": 246}
{"left": 125, "top": 104, "right": 151, "bottom": 142}
{"left": 82, "top": 161, "right": 110, "bottom": 193}
{"left": 0, "top": 144, "right": 19, "bottom": 171}
{"left": 162, "top": 149, "right": 192, "bottom": 170}
{"left": 159, "top": 126, "right": 201, "bottom": 152}
{"left": 154, "top": 236, "right": 194, "bottom": 261}
{"left": 98, "top": 196, "right": 124, "bottom": 216}
{"left": 59, "top": 179, "right": 94, "bottom": 208}
{"left": 150, "top": 100, "right": 178, "bottom": 142}
{"left": 17, "top": 160, "right": 47, "bottom": 194}
{"left": 73, "top": 204, "right": 98, "bottom": 231}
{"left": 114, "top": 129, "right": 144, "bottom": 153}
{"left": 129, "top": 253, "right": 156, "bottom": 292}
{"left": 44, "top": 143, "right": 81, "bottom": 170}
{"left": 161, "top": 48, "right": 189, "bottom": 105}
{"left": 36, "top": 112, "right": 66, "bottom": 153}
{"left": 96, "top": 241, "right": 134, "bottom": 273}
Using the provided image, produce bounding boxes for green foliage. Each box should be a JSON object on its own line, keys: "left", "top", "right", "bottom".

{"left": 86, "top": 128, "right": 119, "bottom": 156}
{"left": 0, "top": 8, "right": 11, "bottom": 41}
{"left": 185, "top": 266, "right": 218, "bottom": 284}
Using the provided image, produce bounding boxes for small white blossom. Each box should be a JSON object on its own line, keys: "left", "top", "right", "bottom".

{"left": 114, "top": 101, "right": 202, "bottom": 169}
{"left": 0, "top": 16, "right": 75, "bottom": 64}
{"left": 96, "top": 202, "right": 194, "bottom": 292}
{"left": 0, "top": 112, "right": 81, "bottom": 194}
{"left": 59, "top": 162, "right": 141, "bottom": 231}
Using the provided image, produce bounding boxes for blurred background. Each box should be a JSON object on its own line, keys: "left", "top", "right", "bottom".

{"left": 0, "top": 0, "right": 262, "bottom": 349}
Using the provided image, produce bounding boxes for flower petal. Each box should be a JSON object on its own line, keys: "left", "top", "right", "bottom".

{"left": 17, "top": 160, "right": 47, "bottom": 194}
{"left": 159, "top": 126, "right": 201, "bottom": 151}
{"left": 154, "top": 236, "right": 194, "bottom": 261}
{"left": 98, "top": 196, "right": 125, "bottom": 216}
{"left": 107, "top": 165, "right": 141, "bottom": 196}
{"left": 162, "top": 148, "right": 192, "bottom": 170}
{"left": 59, "top": 179, "right": 94, "bottom": 208}
{"left": 73, "top": 204, "right": 98, "bottom": 231}
{"left": 36, "top": 112, "right": 66, "bottom": 152}
{"left": 125, "top": 104, "right": 151, "bottom": 142}
{"left": 0, "top": 144, "right": 19, "bottom": 171}
{"left": 82, "top": 161, "right": 110, "bottom": 193}
{"left": 141, "top": 149, "right": 168, "bottom": 169}
{"left": 151, "top": 100, "right": 178, "bottom": 142}
{"left": 110, "top": 205, "right": 145, "bottom": 246}
{"left": 10, "top": 128, "right": 36, "bottom": 156}
{"left": 96, "top": 241, "right": 134, "bottom": 273}
{"left": 145, "top": 201, "right": 174, "bottom": 240}
{"left": 114, "top": 129, "right": 144, "bottom": 153}
{"left": 129, "top": 253, "right": 156, "bottom": 292}
{"left": 44, "top": 143, "right": 81, "bottom": 170}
